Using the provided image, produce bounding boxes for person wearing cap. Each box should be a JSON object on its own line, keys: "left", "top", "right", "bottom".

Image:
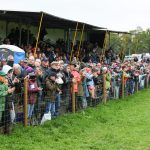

{"left": 41, "top": 57, "right": 49, "bottom": 74}
{"left": 22, "top": 59, "right": 34, "bottom": 75}
{"left": 45, "top": 72, "right": 59, "bottom": 117}
{"left": 45, "top": 61, "right": 64, "bottom": 116}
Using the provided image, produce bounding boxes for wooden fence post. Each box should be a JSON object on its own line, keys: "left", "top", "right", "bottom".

{"left": 136, "top": 81, "right": 139, "bottom": 92}
{"left": 103, "top": 74, "right": 107, "bottom": 104}
{"left": 24, "top": 77, "right": 28, "bottom": 127}
{"left": 72, "top": 82, "right": 76, "bottom": 113}
{"left": 146, "top": 75, "right": 149, "bottom": 88}
{"left": 122, "top": 73, "right": 125, "bottom": 99}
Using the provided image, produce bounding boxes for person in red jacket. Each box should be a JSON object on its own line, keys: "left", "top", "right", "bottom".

{"left": 28, "top": 72, "right": 42, "bottom": 120}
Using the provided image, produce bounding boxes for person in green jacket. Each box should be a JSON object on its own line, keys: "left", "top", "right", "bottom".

{"left": 0, "top": 71, "right": 14, "bottom": 133}
{"left": 0, "top": 71, "right": 8, "bottom": 123}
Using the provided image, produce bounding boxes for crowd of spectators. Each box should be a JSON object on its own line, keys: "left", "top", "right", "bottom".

{"left": 0, "top": 31, "right": 150, "bottom": 134}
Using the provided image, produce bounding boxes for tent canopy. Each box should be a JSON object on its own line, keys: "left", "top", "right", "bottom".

{"left": 0, "top": 10, "right": 105, "bottom": 30}
{"left": 0, "top": 44, "right": 25, "bottom": 63}
{"left": 0, "top": 44, "right": 25, "bottom": 53}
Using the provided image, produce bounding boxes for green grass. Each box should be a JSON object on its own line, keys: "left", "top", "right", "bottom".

{"left": 0, "top": 89, "right": 150, "bottom": 150}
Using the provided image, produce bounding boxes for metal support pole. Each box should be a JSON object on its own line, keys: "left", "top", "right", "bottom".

{"left": 34, "top": 12, "right": 44, "bottom": 58}
{"left": 108, "top": 31, "right": 110, "bottom": 48}
{"left": 77, "top": 24, "right": 85, "bottom": 60}
{"left": 24, "top": 77, "right": 28, "bottom": 127}
{"left": 70, "top": 22, "right": 78, "bottom": 62}
{"left": 67, "top": 28, "right": 71, "bottom": 53}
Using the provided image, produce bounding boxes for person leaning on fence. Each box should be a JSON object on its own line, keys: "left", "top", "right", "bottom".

{"left": 0, "top": 71, "right": 15, "bottom": 134}
{"left": 45, "top": 72, "right": 60, "bottom": 117}
{"left": 13, "top": 64, "right": 27, "bottom": 92}
{"left": 2, "top": 65, "right": 16, "bottom": 126}
{"left": 28, "top": 72, "right": 42, "bottom": 124}
{"left": 35, "top": 67, "right": 45, "bottom": 116}
{"left": 47, "top": 61, "right": 64, "bottom": 116}
{"left": 85, "top": 67, "right": 95, "bottom": 99}
{"left": 70, "top": 61, "right": 81, "bottom": 111}
{"left": 111, "top": 66, "right": 122, "bottom": 99}
{"left": 102, "top": 67, "right": 111, "bottom": 99}
{"left": 62, "top": 64, "right": 73, "bottom": 112}
{"left": 79, "top": 69, "right": 89, "bottom": 108}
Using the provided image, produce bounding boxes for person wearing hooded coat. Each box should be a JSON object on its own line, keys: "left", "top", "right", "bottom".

{"left": 2, "top": 65, "right": 16, "bottom": 125}
{"left": 0, "top": 71, "right": 15, "bottom": 134}
{"left": 28, "top": 72, "right": 41, "bottom": 122}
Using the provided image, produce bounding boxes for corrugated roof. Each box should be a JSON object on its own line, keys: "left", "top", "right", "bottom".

{"left": 0, "top": 10, "right": 106, "bottom": 30}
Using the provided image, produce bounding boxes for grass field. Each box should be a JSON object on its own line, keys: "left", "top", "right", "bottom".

{"left": 0, "top": 89, "right": 150, "bottom": 150}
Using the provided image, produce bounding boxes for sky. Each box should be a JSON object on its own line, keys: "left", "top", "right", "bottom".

{"left": 1, "top": 0, "right": 150, "bottom": 31}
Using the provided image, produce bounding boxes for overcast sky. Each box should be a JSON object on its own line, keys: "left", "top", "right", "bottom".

{"left": 1, "top": 0, "right": 150, "bottom": 31}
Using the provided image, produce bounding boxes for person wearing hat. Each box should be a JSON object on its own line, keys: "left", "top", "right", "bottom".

{"left": 2, "top": 65, "right": 16, "bottom": 124}
{"left": 2, "top": 65, "right": 16, "bottom": 91}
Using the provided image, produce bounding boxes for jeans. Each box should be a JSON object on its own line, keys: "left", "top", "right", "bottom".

{"left": 55, "top": 94, "right": 61, "bottom": 116}
{"left": 106, "top": 58, "right": 111, "bottom": 65}
{"left": 128, "top": 80, "right": 134, "bottom": 94}
{"left": 28, "top": 104, "right": 34, "bottom": 118}
{"left": 45, "top": 102, "right": 55, "bottom": 116}
{"left": 114, "top": 86, "right": 119, "bottom": 99}
{"left": 37, "top": 91, "right": 43, "bottom": 111}
{"left": 82, "top": 97, "right": 87, "bottom": 109}
{"left": 139, "top": 79, "right": 145, "bottom": 89}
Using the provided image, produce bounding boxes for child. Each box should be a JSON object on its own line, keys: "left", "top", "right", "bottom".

{"left": 45, "top": 73, "right": 60, "bottom": 117}
{"left": 28, "top": 72, "right": 41, "bottom": 121}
